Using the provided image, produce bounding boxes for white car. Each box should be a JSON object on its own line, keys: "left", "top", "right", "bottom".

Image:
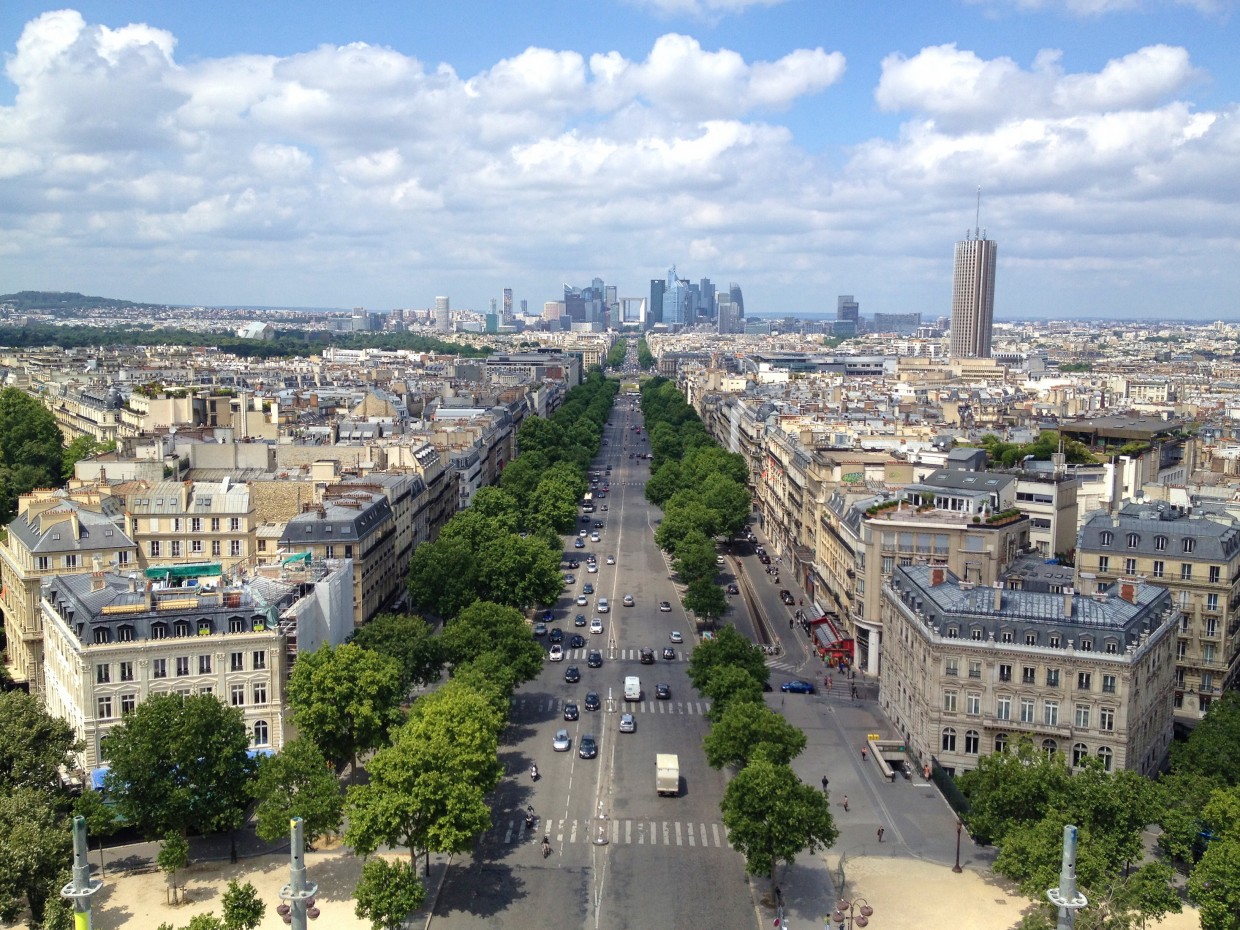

{"left": 606, "top": 555, "right": 615, "bottom": 565}
{"left": 587, "top": 562, "right": 598, "bottom": 573}
{"left": 590, "top": 617, "right": 604, "bottom": 634}
{"left": 576, "top": 594, "right": 588, "bottom": 606}
{"left": 553, "top": 728, "right": 571, "bottom": 751}
{"left": 670, "top": 631, "right": 684, "bottom": 643}
{"left": 590, "top": 532, "right": 601, "bottom": 542}
{"left": 622, "top": 594, "right": 635, "bottom": 607}
{"left": 549, "top": 644, "right": 564, "bottom": 662}
{"left": 619, "top": 713, "right": 636, "bottom": 733}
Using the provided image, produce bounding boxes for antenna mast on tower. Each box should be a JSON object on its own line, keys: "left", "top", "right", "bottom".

{"left": 975, "top": 186, "right": 982, "bottom": 240}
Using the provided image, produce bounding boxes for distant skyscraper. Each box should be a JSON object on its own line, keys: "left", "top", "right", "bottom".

{"left": 649, "top": 278, "right": 666, "bottom": 328}
{"left": 663, "top": 267, "right": 689, "bottom": 326}
{"left": 503, "top": 287, "right": 513, "bottom": 321}
{"left": 950, "top": 234, "right": 998, "bottom": 359}
{"left": 699, "top": 278, "right": 716, "bottom": 319}
{"left": 434, "top": 296, "right": 451, "bottom": 333}
{"left": 837, "top": 295, "right": 859, "bottom": 324}
{"left": 717, "top": 293, "right": 739, "bottom": 334}
{"left": 728, "top": 283, "right": 744, "bottom": 318}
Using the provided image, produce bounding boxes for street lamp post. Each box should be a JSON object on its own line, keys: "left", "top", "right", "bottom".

{"left": 831, "top": 896, "right": 874, "bottom": 929}
{"left": 953, "top": 819, "right": 964, "bottom": 873}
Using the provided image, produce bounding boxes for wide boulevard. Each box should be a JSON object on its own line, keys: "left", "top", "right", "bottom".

{"left": 430, "top": 388, "right": 760, "bottom": 929}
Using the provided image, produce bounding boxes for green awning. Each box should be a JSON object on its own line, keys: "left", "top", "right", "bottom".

{"left": 281, "top": 551, "right": 312, "bottom": 566}
{"left": 144, "top": 562, "right": 223, "bottom": 580}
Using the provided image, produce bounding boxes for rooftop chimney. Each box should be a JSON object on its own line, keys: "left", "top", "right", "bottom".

{"left": 930, "top": 567, "right": 945, "bottom": 587}
{"left": 1063, "top": 586, "right": 1074, "bottom": 618}
{"left": 992, "top": 582, "right": 1003, "bottom": 611}
{"left": 90, "top": 572, "right": 106, "bottom": 593}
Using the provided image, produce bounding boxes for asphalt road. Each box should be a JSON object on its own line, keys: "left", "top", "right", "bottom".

{"left": 432, "top": 388, "right": 760, "bottom": 929}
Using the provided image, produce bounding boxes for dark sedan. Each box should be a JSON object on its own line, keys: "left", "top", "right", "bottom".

{"left": 584, "top": 691, "right": 601, "bottom": 711}
{"left": 655, "top": 682, "right": 671, "bottom": 700}
{"left": 564, "top": 666, "right": 581, "bottom": 683}
{"left": 548, "top": 628, "right": 564, "bottom": 644}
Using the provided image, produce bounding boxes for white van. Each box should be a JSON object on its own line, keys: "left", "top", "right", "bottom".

{"left": 597, "top": 597, "right": 609, "bottom": 613}
{"left": 624, "top": 676, "right": 641, "bottom": 701}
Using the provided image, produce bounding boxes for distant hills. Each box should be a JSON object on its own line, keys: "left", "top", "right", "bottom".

{"left": 0, "top": 291, "right": 172, "bottom": 314}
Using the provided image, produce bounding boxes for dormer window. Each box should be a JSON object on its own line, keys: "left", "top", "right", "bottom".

{"left": 1099, "top": 531, "right": 1113, "bottom": 547}
{"left": 1183, "top": 537, "right": 1196, "bottom": 553}
{"left": 1126, "top": 534, "right": 1140, "bottom": 548}
{"left": 1154, "top": 536, "right": 1167, "bottom": 551}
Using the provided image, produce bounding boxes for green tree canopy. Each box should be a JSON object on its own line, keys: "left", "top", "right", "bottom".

{"left": 0, "top": 690, "right": 81, "bottom": 794}
{"left": 703, "top": 700, "right": 806, "bottom": 769}
{"left": 350, "top": 613, "right": 443, "bottom": 691}
{"left": 1188, "top": 835, "right": 1240, "bottom": 930}
{"left": 687, "top": 625, "right": 769, "bottom": 691}
{"left": 1169, "top": 692, "right": 1240, "bottom": 787}
{"left": 353, "top": 857, "right": 426, "bottom": 930}
{"left": 956, "top": 737, "right": 1073, "bottom": 845}
{"left": 440, "top": 600, "right": 545, "bottom": 685}
{"left": 287, "top": 644, "right": 404, "bottom": 773}
{"left": 698, "top": 665, "right": 766, "bottom": 714}
{"left": 0, "top": 387, "right": 65, "bottom": 521}
{"left": 721, "top": 760, "right": 838, "bottom": 881}
{"left": 0, "top": 788, "right": 72, "bottom": 925}
{"left": 251, "top": 738, "right": 344, "bottom": 846}
{"left": 682, "top": 577, "right": 727, "bottom": 621}
{"left": 103, "top": 693, "right": 255, "bottom": 840}
{"left": 221, "top": 879, "right": 266, "bottom": 930}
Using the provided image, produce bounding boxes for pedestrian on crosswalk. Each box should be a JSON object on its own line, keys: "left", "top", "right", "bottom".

{"left": 877, "top": 827, "right": 885, "bottom": 843}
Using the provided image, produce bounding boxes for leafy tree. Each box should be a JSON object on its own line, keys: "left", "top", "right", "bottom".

{"left": 0, "top": 690, "right": 82, "bottom": 792}
{"left": 0, "top": 387, "right": 64, "bottom": 521}
{"left": 440, "top": 601, "right": 544, "bottom": 685}
{"left": 682, "top": 578, "right": 727, "bottom": 621}
{"left": 61, "top": 434, "right": 115, "bottom": 480}
{"left": 450, "top": 652, "right": 521, "bottom": 711}
{"left": 287, "top": 643, "right": 404, "bottom": 773}
{"left": 477, "top": 532, "right": 562, "bottom": 608}
{"left": 350, "top": 613, "right": 443, "bottom": 691}
{"left": 185, "top": 915, "right": 225, "bottom": 930}
{"left": 643, "top": 459, "right": 683, "bottom": 507}
{"left": 529, "top": 476, "right": 579, "bottom": 534}
{"left": 670, "top": 529, "right": 718, "bottom": 584}
{"left": 696, "top": 472, "right": 752, "bottom": 538}
{"left": 36, "top": 872, "right": 73, "bottom": 930}
{"left": 1156, "top": 769, "right": 1220, "bottom": 862}
{"left": 104, "top": 693, "right": 255, "bottom": 840}
{"left": 157, "top": 830, "right": 190, "bottom": 905}
{"left": 704, "top": 700, "right": 806, "bottom": 769}
{"left": 497, "top": 452, "right": 547, "bottom": 501}
{"left": 73, "top": 790, "right": 120, "bottom": 877}
{"left": 698, "top": 665, "right": 765, "bottom": 713}
{"left": 407, "top": 531, "right": 482, "bottom": 619}
{"left": 468, "top": 486, "right": 522, "bottom": 526}
{"left": 221, "top": 878, "right": 265, "bottom": 930}
{"left": 721, "top": 760, "right": 838, "bottom": 882}
{"left": 687, "top": 625, "right": 769, "bottom": 691}
{"left": 354, "top": 857, "right": 426, "bottom": 930}
{"left": 251, "top": 738, "right": 343, "bottom": 846}
{"left": 1169, "top": 692, "right": 1240, "bottom": 787}
{"left": 0, "top": 788, "right": 71, "bottom": 925}
{"left": 1188, "top": 835, "right": 1240, "bottom": 930}
{"left": 956, "top": 738, "right": 1072, "bottom": 845}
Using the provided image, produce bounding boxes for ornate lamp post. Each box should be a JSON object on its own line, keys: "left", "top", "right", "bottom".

{"left": 953, "top": 819, "right": 964, "bottom": 873}
{"left": 831, "top": 896, "right": 874, "bottom": 929}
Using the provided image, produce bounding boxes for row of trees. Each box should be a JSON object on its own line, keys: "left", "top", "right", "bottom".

{"left": 958, "top": 692, "right": 1240, "bottom": 930}
{"left": 406, "top": 371, "right": 618, "bottom": 619}
{"left": 641, "top": 378, "right": 750, "bottom": 622}
{"left": 605, "top": 338, "right": 627, "bottom": 369}
{"left": 636, "top": 338, "right": 654, "bottom": 369}
{"left": 687, "top": 627, "right": 838, "bottom": 884}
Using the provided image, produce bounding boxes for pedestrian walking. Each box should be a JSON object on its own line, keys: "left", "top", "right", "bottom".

{"left": 861, "top": 746, "right": 868, "bottom": 762}
{"left": 789, "top": 617, "right": 794, "bottom": 630}
{"left": 842, "top": 795, "right": 849, "bottom": 812}
{"left": 851, "top": 684, "right": 858, "bottom": 700}
{"left": 799, "top": 598, "right": 803, "bottom": 607}
{"left": 821, "top": 774, "right": 829, "bottom": 794}
{"left": 877, "top": 827, "right": 885, "bottom": 843}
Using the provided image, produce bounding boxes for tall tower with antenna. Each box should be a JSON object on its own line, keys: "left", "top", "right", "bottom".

{"left": 950, "top": 187, "right": 998, "bottom": 360}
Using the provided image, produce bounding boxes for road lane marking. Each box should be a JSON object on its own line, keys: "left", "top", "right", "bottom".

{"left": 625, "top": 820, "right": 631, "bottom": 844}
{"left": 675, "top": 822, "right": 683, "bottom": 846}
{"left": 712, "top": 824, "right": 722, "bottom": 847}
{"left": 570, "top": 820, "right": 579, "bottom": 844}
{"left": 700, "top": 823, "right": 708, "bottom": 846}
{"left": 662, "top": 821, "right": 670, "bottom": 845}
{"left": 688, "top": 823, "right": 695, "bottom": 847}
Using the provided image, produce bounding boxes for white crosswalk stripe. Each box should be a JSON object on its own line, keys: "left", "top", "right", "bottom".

{"left": 508, "top": 695, "right": 711, "bottom": 716}
{"left": 484, "top": 818, "right": 734, "bottom": 849}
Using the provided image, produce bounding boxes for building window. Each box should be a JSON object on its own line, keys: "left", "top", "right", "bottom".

{"left": 93, "top": 627, "right": 111, "bottom": 644}
{"left": 1049, "top": 632, "right": 1061, "bottom": 648}
{"left": 150, "top": 541, "right": 161, "bottom": 557}
{"left": 1042, "top": 738, "right": 1058, "bottom": 756}
{"left": 153, "top": 658, "right": 167, "bottom": 679}
{"left": 191, "top": 540, "right": 202, "bottom": 554}
{"left": 151, "top": 622, "right": 168, "bottom": 640}
{"left": 253, "top": 682, "right": 268, "bottom": 705}
{"left": 994, "top": 733, "right": 1009, "bottom": 753}
{"left": 198, "top": 655, "right": 212, "bottom": 674}
{"left": 996, "top": 696, "right": 1011, "bottom": 721}
{"left": 253, "top": 720, "right": 269, "bottom": 746}
{"left": 1020, "top": 698, "right": 1035, "bottom": 723}
{"left": 1099, "top": 531, "right": 1113, "bottom": 547}
{"left": 971, "top": 628, "right": 984, "bottom": 641}
{"left": 229, "top": 617, "right": 244, "bottom": 633}
{"left": 941, "top": 728, "right": 957, "bottom": 752}
{"left": 344, "top": 545, "right": 353, "bottom": 559}
{"left": 176, "top": 657, "right": 189, "bottom": 677}
{"left": 1072, "top": 743, "right": 1089, "bottom": 767}
{"left": 64, "top": 554, "right": 79, "bottom": 569}
{"left": 230, "top": 651, "right": 244, "bottom": 672}
{"left": 1126, "top": 534, "right": 1140, "bottom": 548}
{"left": 1098, "top": 556, "right": 1109, "bottom": 573}
{"left": 1183, "top": 537, "right": 1195, "bottom": 553}
{"left": 964, "top": 730, "right": 980, "bottom": 754}
{"left": 968, "top": 661, "right": 982, "bottom": 679}
{"left": 966, "top": 693, "right": 980, "bottom": 715}
{"left": 1100, "top": 707, "right": 1115, "bottom": 731}
{"left": 96, "top": 663, "right": 111, "bottom": 684}
{"left": 230, "top": 684, "right": 245, "bottom": 706}
{"left": 1152, "top": 560, "right": 1164, "bottom": 578}
{"left": 1046, "top": 668, "right": 1060, "bottom": 687}
{"left": 1080, "top": 639, "right": 1093, "bottom": 652}
{"left": 1208, "top": 565, "right": 1221, "bottom": 584}
{"left": 1022, "top": 666, "right": 1036, "bottom": 684}
{"left": 212, "top": 540, "right": 221, "bottom": 557}
{"left": 1077, "top": 672, "right": 1092, "bottom": 691}
{"left": 1206, "top": 593, "right": 1220, "bottom": 612}
{"left": 171, "top": 541, "right": 181, "bottom": 557}
{"left": 943, "top": 691, "right": 958, "bottom": 713}
{"left": 118, "top": 551, "right": 130, "bottom": 566}
{"left": 119, "top": 661, "right": 134, "bottom": 682}
{"left": 1097, "top": 746, "right": 1113, "bottom": 771}
{"left": 998, "top": 664, "right": 1012, "bottom": 682}
{"left": 1075, "top": 705, "right": 1090, "bottom": 728}
{"left": 191, "top": 518, "right": 202, "bottom": 533}
{"left": 1102, "top": 674, "right": 1117, "bottom": 695}
{"left": 1177, "top": 640, "right": 1187, "bottom": 661}
{"left": 1000, "top": 630, "right": 1013, "bottom": 644}
{"left": 230, "top": 540, "right": 242, "bottom": 557}
{"left": 1181, "top": 563, "right": 1193, "bottom": 581}
{"left": 230, "top": 517, "right": 241, "bottom": 531}
{"left": 117, "top": 625, "right": 134, "bottom": 643}
{"left": 252, "top": 651, "right": 266, "bottom": 670}
{"left": 1206, "top": 617, "right": 1219, "bottom": 637}
{"left": 36, "top": 556, "right": 49, "bottom": 571}
{"left": 1025, "top": 632, "right": 1038, "bottom": 646}
{"left": 324, "top": 545, "right": 335, "bottom": 559}
{"left": 945, "top": 626, "right": 959, "bottom": 639}
{"left": 1204, "top": 644, "right": 1217, "bottom": 664}
{"left": 1044, "top": 701, "right": 1059, "bottom": 726}
{"left": 211, "top": 518, "right": 221, "bottom": 532}
{"left": 1154, "top": 535, "right": 1167, "bottom": 551}
{"left": 1124, "top": 558, "right": 1137, "bottom": 574}
{"left": 97, "top": 696, "right": 113, "bottom": 720}
{"left": 121, "top": 693, "right": 136, "bottom": 715}
{"left": 197, "top": 619, "right": 212, "bottom": 636}
{"left": 1105, "top": 640, "right": 1118, "bottom": 654}
{"left": 945, "top": 658, "right": 958, "bottom": 676}
{"left": 174, "top": 621, "right": 191, "bottom": 638}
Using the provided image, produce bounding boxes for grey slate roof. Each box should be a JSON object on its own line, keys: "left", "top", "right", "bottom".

{"left": 7, "top": 504, "right": 133, "bottom": 555}
{"left": 1078, "top": 503, "right": 1240, "bottom": 563}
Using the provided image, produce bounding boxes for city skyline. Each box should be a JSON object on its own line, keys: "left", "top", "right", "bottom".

{"left": 2, "top": 2, "right": 1239, "bottom": 319}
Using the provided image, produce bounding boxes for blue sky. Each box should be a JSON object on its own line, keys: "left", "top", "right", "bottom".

{"left": 2, "top": 0, "right": 1238, "bottom": 320}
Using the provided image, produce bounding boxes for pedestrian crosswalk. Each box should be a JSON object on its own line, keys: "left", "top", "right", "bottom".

{"left": 510, "top": 695, "right": 712, "bottom": 716}
{"left": 485, "top": 817, "right": 733, "bottom": 850}
{"left": 765, "top": 659, "right": 800, "bottom": 674}
{"left": 548, "top": 647, "right": 684, "bottom": 662}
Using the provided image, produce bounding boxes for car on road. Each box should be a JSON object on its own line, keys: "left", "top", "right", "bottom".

{"left": 548, "top": 644, "right": 564, "bottom": 662}
{"left": 655, "top": 682, "right": 671, "bottom": 700}
{"left": 578, "top": 530, "right": 588, "bottom": 537}
{"left": 549, "top": 627, "right": 564, "bottom": 643}
{"left": 564, "top": 666, "right": 581, "bottom": 683}
{"left": 563, "top": 701, "right": 579, "bottom": 721}
{"left": 669, "top": 631, "right": 683, "bottom": 643}
{"left": 716, "top": 556, "right": 725, "bottom": 566}
{"left": 602, "top": 505, "right": 608, "bottom": 511}
{"left": 606, "top": 554, "right": 615, "bottom": 564}
{"left": 594, "top": 521, "right": 605, "bottom": 528}
{"left": 618, "top": 713, "right": 636, "bottom": 733}
{"left": 622, "top": 594, "right": 635, "bottom": 607}
{"left": 640, "top": 647, "right": 655, "bottom": 665}
{"left": 578, "top": 735, "right": 598, "bottom": 759}
{"left": 553, "top": 728, "right": 571, "bottom": 751}
{"left": 533, "top": 622, "right": 547, "bottom": 637}
{"left": 780, "top": 589, "right": 795, "bottom": 605}
{"left": 662, "top": 647, "right": 676, "bottom": 660}
{"left": 590, "top": 532, "right": 601, "bottom": 542}
{"left": 590, "top": 617, "right": 604, "bottom": 634}
{"left": 587, "top": 562, "right": 598, "bottom": 573}
{"left": 567, "top": 559, "right": 579, "bottom": 569}
{"left": 574, "top": 538, "right": 585, "bottom": 549}
{"left": 564, "top": 574, "right": 575, "bottom": 585}
{"left": 726, "top": 583, "right": 739, "bottom": 595}
{"left": 584, "top": 691, "right": 601, "bottom": 711}
{"left": 574, "top": 613, "right": 587, "bottom": 627}
{"left": 575, "top": 594, "right": 588, "bottom": 606}
{"left": 597, "top": 597, "right": 609, "bottom": 613}
{"left": 568, "top": 634, "right": 586, "bottom": 649}
{"left": 659, "top": 601, "right": 672, "bottom": 612}
{"left": 542, "top": 610, "right": 555, "bottom": 623}
{"left": 583, "top": 582, "right": 594, "bottom": 595}
{"left": 780, "top": 680, "right": 816, "bottom": 694}
{"left": 758, "top": 554, "right": 771, "bottom": 564}
{"left": 587, "top": 649, "right": 603, "bottom": 668}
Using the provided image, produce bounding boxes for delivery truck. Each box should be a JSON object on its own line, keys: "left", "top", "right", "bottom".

{"left": 656, "top": 753, "right": 679, "bottom": 797}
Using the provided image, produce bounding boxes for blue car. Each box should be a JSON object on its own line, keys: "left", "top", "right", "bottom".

{"left": 780, "top": 680, "right": 816, "bottom": 694}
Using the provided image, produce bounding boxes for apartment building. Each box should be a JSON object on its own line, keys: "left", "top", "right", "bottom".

{"left": 0, "top": 490, "right": 137, "bottom": 689}
{"left": 880, "top": 564, "right": 1176, "bottom": 777}
{"left": 127, "top": 479, "right": 255, "bottom": 572}
{"left": 39, "top": 560, "right": 352, "bottom": 771}
{"left": 1077, "top": 502, "right": 1240, "bottom": 725}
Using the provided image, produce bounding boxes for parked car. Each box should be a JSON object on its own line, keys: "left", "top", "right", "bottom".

{"left": 578, "top": 734, "right": 598, "bottom": 759}
{"left": 584, "top": 691, "right": 601, "bottom": 711}
{"left": 659, "top": 601, "right": 672, "bottom": 612}
{"left": 669, "top": 631, "right": 683, "bottom": 643}
{"left": 563, "top": 701, "right": 579, "bottom": 721}
{"left": 618, "top": 713, "right": 636, "bottom": 733}
{"left": 548, "top": 644, "right": 564, "bottom": 662}
{"left": 655, "top": 682, "right": 671, "bottom": 700}
{"left": 780, "top": 680, "right": 816, "bottom": 694}
{"left": 564, "top": 666, "right": 581, "bottom": 683}
{"left": 587, "top": 649, "right": 603, "bottom": 668}
{"left": 553, "top": 728, "right": 571, "bottom": 751}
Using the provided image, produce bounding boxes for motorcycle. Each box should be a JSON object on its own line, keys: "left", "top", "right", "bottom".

{"left": 542, "top": 834, "right": 553, "bottom": 858}
{"left": 525, "top": 806, "right": 536, "bottom": 830}
{"left": 530, "top": 763, "right": 539, "bottom": 782}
